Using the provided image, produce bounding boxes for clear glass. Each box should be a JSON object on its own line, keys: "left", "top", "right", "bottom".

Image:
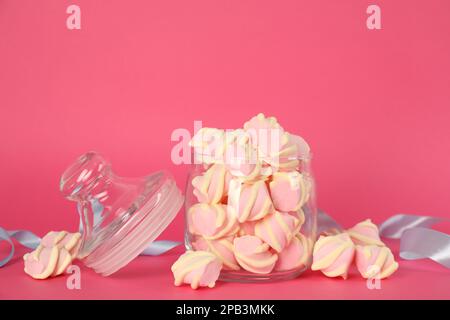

{"left": 184, "top": 155, "right": 317, "bottom": 283}
{"left": 60, "top": 152, "right": 183, "bottom": 276}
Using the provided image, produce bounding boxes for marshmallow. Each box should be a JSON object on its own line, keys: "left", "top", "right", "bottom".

{"left": 41, "top": 231, "right": 82, "bottom": 258}
{"left": 23, "top": 230, "right": 82, "bottom": 280}
{"left": 311, "top": 233, "right": 355, "bottom": 279}
{"left": 274, "top": 233, "right": 310, "bottom": 271}
{"left": 227, "top": 179, "right": 273, "bottom": 223}
{"left": 223, "top": 129, "right": 260, "bottom": 181}
{"left": 355, "top": 245, "right": 398, "bottom": 279}
{"left": 23, "top": 246, "right": 59, "bottom": 280}
{"left": 192, "top": 236, "right": 240, "bottom": 271}
{"left": 269, "top": 171, "right": 311, "bottom": 212}
{"left": 190, "top": 127, "right": 227, "bottom": 164}
{"left": 189, "top": 203, "right": 239, "bottom": 239}
{"left": 171, "top": 251, "right": 222, "bottom": 289}
{"left": 243, "top": 113, "right": 289, "bottom": 160}
{"left": 192, "top": 164, "right": 231, "bottom": 204}
{"left": 269, "top": 133, "right": 311, "bottom": 171}
{"left": 233, "top": 235, "right": 278, "bottom": 274}
{"left": 347, "top": 219, "right": 385, "bottom": 246}
{"left": 254, "top": 211, "right": 301, "bottom": 253}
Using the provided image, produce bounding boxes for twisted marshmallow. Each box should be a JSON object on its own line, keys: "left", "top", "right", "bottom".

{"left": 189, "top": 203, "right": 239, "bottom": 239}
{"left": 227, "top": 179, "right": 273, "bottom": 223}
{"left": 347, "top": 219, "right": 385, "bottom": 246}
{"left": 233, "top": 235, "right": 278, "bottom": 274}
{"left": 192, "top": 236, "right": 240, "bottom": 271}
{"left": 311, "top": 233, "right": 355, "bottom": 279}
{"left": 269, "top": 171, "right": 311, "bottom": 212}
{"left": 171, "top": 251, "right": 222, "bottom": 289}
{"left": 254, "top": 211, "right": 301, "bottom": 253}
{"left": 274, "top": 233, "right": 310, "bottom": 271}
{"left": 192, "top": 164, "right": 231, "bottom": 204}
{"left": 355, "top": 245, "right": 399, "bottom": 279}
{"left": 23, "top": 231, "right": 81, "bottom": 279}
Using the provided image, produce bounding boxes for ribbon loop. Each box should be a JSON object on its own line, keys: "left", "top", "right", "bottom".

{"left": 379, "top": 214, "right": 443, "bottom": 239}
{"left": 399, "top": 227, "right": 450, "bottom": 268}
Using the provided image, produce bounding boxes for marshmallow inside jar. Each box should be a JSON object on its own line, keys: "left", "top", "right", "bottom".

{"left": 185, "top": 114, "right": 317, "bottom": 282}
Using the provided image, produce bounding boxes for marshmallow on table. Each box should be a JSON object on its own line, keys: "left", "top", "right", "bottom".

{"left": 254, "top": 211, "right": 301, "bottom": 253}
{"left": 189, "top": 203, "right": 239, "bottom": 240}
{"left": 23, "top": 231, "right": 81, "bottom": 280}
{"left": 355, "top": 245, "right": 399, "bottom": 279}
{"left": 192, "top": 236, "right": 240, "bottom": 271}
{"left": 171, "top": 250, "right": 222, "bottom": 289}
{"left": 227, "top": 179, "right": 273, "bottom": 223}
{"left": 41, "top": 231, "right": 82, "bottom": 258}
{"left": 274, "top": 233, "right": 310, "bottom": 272}
{"left": 269, "top": 171, "right": 311, "bottom": 213}
{"left": 347, "top": 219, "right": 385, "bottom": 247}
{"left": 192, "top": 164, "right": 231, "bottom": 204}
{"left": 233, "top": 235, "right": 278, "bottom": 274}
{"left": 311, "top": 233, "right": 355, "bottom": 279}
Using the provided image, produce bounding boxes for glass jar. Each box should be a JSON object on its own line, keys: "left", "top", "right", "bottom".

{"left": 60, "top": 152, "right": 183, "bottom": 276}
{"left": 184, "top": 147, "right": 317, "bottom": 282}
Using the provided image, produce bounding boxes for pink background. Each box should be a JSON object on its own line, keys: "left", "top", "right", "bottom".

{"left": 1, "top": 0, "right": 450, "bottom": 299}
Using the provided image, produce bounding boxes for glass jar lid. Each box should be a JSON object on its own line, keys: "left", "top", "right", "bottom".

{"left": 60, "top": 152, "right": 183, "bottom": 276}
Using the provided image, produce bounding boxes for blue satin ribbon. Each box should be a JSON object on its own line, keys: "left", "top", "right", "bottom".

{"left": 0, "top": 226, "right": 180, "bottom": 268}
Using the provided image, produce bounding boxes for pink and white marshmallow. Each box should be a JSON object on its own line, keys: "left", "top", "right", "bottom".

{"left": 311, "top": 233, "right": 355, "bottom": 279}
{"left": 233, "top": 235, "right": 278, "bottom": 274}
{"left": 254, "top": 211, "right": 301, "bottom": 253}
{"left": 189, "top": 203, "right": 239, "bottom": 239}
{"left": 355, "top": 245, "right": 399, "bottom": 279}
{"left": 223, "top": 129, "right": 261, "bottom": 181}
{"left": 347, "top": 219, "right": 385, "bottom": 247}
{"left": 274, "top": 233, "right": 310, "bottom": 271}
{"left": 171, "top": 250, "right": 222, "bottom": 289}
{"left": 23, "top": 231, "right": 81, "bottom": 280}
{"left": 269, "top": 171, "right": 311, "bottom": 212}
{"left": 192, "top": 164, "right": 231, "bottom": 204}
{"left": 227, "top": 179, "right": 273, "bottom": 223}
{"left": 192, "top": 236, "right": 240, "bottom": 271}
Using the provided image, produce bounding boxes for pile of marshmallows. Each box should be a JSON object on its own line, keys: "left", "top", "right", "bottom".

{"left": 171, "top": 114, "right": 398, "bottom": 289}
{"left": 23, "top": 231, "right": 82, "bottom": 279}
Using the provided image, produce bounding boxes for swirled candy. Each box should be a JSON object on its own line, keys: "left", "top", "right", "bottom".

{"left": 347, "top": 219, "right": 385, "bottom": 246}
{"left": 355, "top": 245, "right": 399, "bottom": 279}
{"left": 189, "top": 127, "right": 227, "bottom": 164}
{"left": 192, "top": 164, "right": 231, "bottom": 204}
{"left": 227, "top": 179, "right": 273, "bottom": 223}
{"left": 41, "top": 231, "right": 82, "bottom": 258}
{"left": 23, "top": 231, "right": 81, "bottom": 280}
{"left": 243, "top": 113, "right": 289, "bottom": 159}
{"left": 223, "top": 129, "right": 260, "bottom": 181}
{"left": 189, "top": 203, "right": 239, "bottom": 239}
{"left": 171, "top": 251, "right": 222, "bottom": 289}
{"left": 233, "top": 235, "right": 278, "bottom": 274}
{"left": 269, "top": 171, "right": 311, "bottom": 212}
{"left": 254, "top": 211, "right": 301, "bottom": 252}
{"left": 274, "top": 233, "right": 310, "bottom": 271}
{"left": 192, "top": 236, "right": 240, "bottom": 271}
{"left": 311, "top": 233, "right": 355, "bottom": 279}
